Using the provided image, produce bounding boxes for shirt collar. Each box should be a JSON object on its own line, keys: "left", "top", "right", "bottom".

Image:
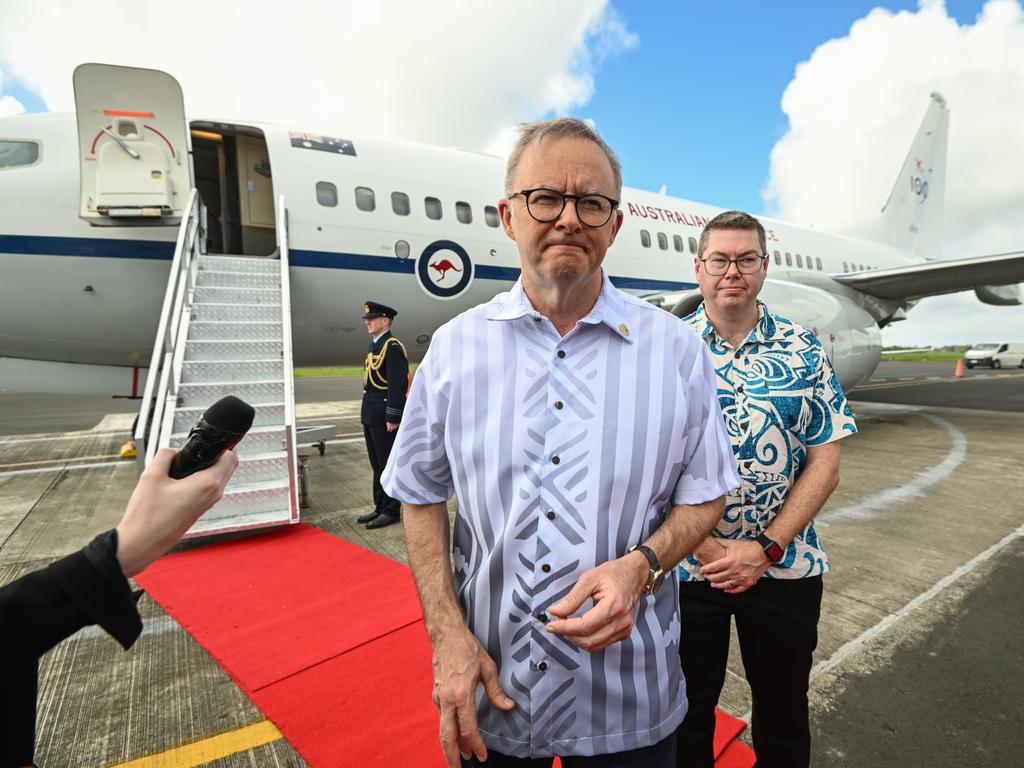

{"left": 372, "top": 330, "right": 389, "bottom": 344}
{"left": 487, "top": 271, "right": 634, "bottom": 343}
{"left": 693, "top": 301, "right": 779, "bottom": 346}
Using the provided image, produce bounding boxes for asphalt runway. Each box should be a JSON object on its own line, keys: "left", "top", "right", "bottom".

{"left": 1, "top": 372, "right": 1022, "bottom": 766}
{"left": 851, "top": 360, "right": 1024, "bottom": 412}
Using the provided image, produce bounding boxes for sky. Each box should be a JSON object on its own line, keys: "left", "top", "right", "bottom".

{"left": 1, "top": 0, "right": 1021, "bottom": 345}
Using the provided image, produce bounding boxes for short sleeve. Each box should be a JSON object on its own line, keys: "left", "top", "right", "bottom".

{"left": 381, "top": 337, "right": 454, "bottom": 504}
{"left": 805, "top": 349, "right": 858, "bottom": 446}
{"left": 672, "top": 336, "right": 740, "bottom": 505}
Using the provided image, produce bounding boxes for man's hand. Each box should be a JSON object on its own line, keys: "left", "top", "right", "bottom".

{"left": 694, "top": 537, "right": 727, "bottom": 565}
{"left": 432, "top": 626, "right": 515, "bottom": 767}
{"left": 386, "top": 421, "right": 399, "bottom": 433}
{"left": 115, "top": 447, "right": 238, "bottom": 577}
{"left": 700, "top": 539, "right": 769, "bottom": 594}
{"left": 544, "top": 552, "right": 649, "bottom": 652}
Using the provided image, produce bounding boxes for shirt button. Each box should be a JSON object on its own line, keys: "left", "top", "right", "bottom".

{"left": 557, "top": 350, "right": 566, "bottom": 359}
{"left": 541, "top": 564, "right": 551, "bottom": 573}
{"left": 538, "top": 612, "right": 548, "bottom": 623}
{"left": 740, "top": 422, "right": 749, "bottom": 431}
{"left": 734, "top": 351, "right": 741, "bottom": 359}
{"left": 546, "top": 511, "right": 556, "bottom": 520}
{"left": 737, "top": 384, "right": 745, "bottom": 393}
{"left": 554, "top": 401, "right": 564, "bottom": 410}
{"left": 743, "top": 461, "right": 753, "bottom": 469}
{"left": 552, "top": 455, "right": 560, "bottom": 465}
{"left": 538, "top": 661, "right": 548, "bottom": 672}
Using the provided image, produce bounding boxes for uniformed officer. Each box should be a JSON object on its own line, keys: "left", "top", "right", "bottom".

{"left": 357, "top": 301, "right": 409, "bottom": 529}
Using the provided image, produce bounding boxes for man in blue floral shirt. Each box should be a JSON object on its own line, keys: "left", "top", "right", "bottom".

{"left": 676, "top": 211, "right": 857, "bottom": 768}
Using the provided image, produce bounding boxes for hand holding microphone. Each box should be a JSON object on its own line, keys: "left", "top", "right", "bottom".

{"left": 116, "top": 396, "right": 254, "bottom": 575}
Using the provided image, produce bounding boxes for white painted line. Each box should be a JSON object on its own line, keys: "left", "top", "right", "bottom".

{"left": 0, "top": 460, "right": 131, "bottom": 478}
{"left": 0, "top": 430, "right": 128, "bottom": 445}
{"left": 817, "top": 413, "right": 967, "bottom": 526}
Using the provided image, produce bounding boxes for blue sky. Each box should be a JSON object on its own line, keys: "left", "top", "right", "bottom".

{"left": 574, "top": 0, "right": 987, "bottom": 214}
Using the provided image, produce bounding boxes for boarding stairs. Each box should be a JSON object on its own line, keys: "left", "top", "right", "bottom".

{"left": 133, "top": 189, "right": 300, "bottom": 536}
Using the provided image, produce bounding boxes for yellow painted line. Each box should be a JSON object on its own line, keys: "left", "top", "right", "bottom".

{"left": 105, "top": 720, "right": 283, "bottom": 768}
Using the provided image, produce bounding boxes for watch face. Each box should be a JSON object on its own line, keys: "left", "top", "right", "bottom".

{"left": 766, "top": 542, "right": 784, "bottom": 562}
{"left": 650, "top": 570, "right": 666, "bottom": 593}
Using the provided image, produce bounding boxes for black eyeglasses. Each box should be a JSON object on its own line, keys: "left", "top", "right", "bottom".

{"left": 699, "top": 254, "right": 766, "bottom": 276}
{"left": 509, "top": 188, "right": 619, "bottom": 227}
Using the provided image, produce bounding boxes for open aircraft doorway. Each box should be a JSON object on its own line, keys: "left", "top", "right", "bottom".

{"left": 189, "top": 122, "right": 276, "bottom": 256}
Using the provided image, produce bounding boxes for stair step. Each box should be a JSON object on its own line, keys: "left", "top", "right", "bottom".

{"left": 187, "top": 321, "right": 283, "bottom": 341}
{"left": 194, "top": 286, "right": 282, "bottom": 304}
{"left": 173, "top": 402, "right": 286, "bottom": 433}
{"left": 184, "top": 339, "right": 283, "bottom": 361}
{"left": 176, "top": 381, "right": 285, "bottom": 408}
{"left": 191, "top": 303, "right": 281, "bottom": 322}
{"left": 196, "top": 269, "right": 281, "bottom": 289}
{"left": 170, "top": 425, "right": 288, "bottom": 457}
{"left": 190, "top": 478, "right": 293, "bottom": 531}
{"left": 187, "top": 509, "right": 295, "bottom": 537}
{"left": 181, "top": 359, "right": 284, "bottom": 384}
{"left": 200, "top": 254, "right": 280, "bottom": 274}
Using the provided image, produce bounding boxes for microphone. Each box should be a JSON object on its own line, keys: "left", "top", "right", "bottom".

{"left": 168, "top": 395, "right": 256, "bottom": 479}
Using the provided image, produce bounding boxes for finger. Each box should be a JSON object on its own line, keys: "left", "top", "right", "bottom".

{"left": 144, "top": 447, "right": 178, "bottom": 477}
{"left": 547, "top": 599, "right": 614, "bottom": 638}
{"left": 547, "top": 573, "right": 595, "bottom": 618}
{"left": 480, "top": 659, "right": 515, "bottom": 711}
{"left": 438, "top": 705, "right": 461, "bottom": 768}
{"left": 700, "top": 557, "right": 731, "bottom": 576}
{"left": 455, "top": 699, "right": 487, "bottom": 761}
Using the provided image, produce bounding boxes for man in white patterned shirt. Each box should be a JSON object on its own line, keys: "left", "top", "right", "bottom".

{"left": 676, "top": 210, "right": 857, "bottom": 768}
{"left": 382, "top": 119, "right": 738, "bottom": 767}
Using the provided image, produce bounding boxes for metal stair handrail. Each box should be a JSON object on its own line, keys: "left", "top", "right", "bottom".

{"left": 133, "top": 188, "right": 205, "bottom": 469}
{"left": 277, "top": 195, "right": 301, "bottom": 521}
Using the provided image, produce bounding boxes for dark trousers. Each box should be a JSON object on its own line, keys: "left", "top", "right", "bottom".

{"left": 363, "top": 423, "right": 400, "bottom": 517}
{"left": 461, "top": 732, "right": 676, "bottom": 767}
{"left": 676, "top": 577, "right": 823, "bottom": 768}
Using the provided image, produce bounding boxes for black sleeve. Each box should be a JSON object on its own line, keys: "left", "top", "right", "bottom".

{"left": 385, "top": 340, "right": 409, "bottom": 423}
{"left": 0, "top": 530, "right": 143, "bottom": 766}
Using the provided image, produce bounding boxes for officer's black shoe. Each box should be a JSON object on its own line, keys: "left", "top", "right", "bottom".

{"left": 356, "top": 510, "right": 380, "bottom": 524}
{"left": 365, "top": 513, "right": 400, "bottom": 529}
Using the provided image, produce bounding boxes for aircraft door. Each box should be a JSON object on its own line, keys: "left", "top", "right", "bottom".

{"left": 236, "top": 135, "right": 276, "bottom": 254}
{"left": 73, "top": 63, "right": 190, "bottom": 225}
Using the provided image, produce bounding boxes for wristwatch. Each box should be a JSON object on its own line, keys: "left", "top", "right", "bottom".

{"left": 627, "top": 544, "right": 666, "bottom": 595}
{"left": 756, "top": 533, "right": 784, "bottom": 563}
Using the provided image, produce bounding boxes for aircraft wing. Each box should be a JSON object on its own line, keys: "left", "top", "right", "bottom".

{"left": 833, "top": 250, "right": 1024, "bottom": 302}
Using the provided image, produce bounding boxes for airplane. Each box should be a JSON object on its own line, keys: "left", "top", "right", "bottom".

{"left": 2, "top": 63, "right": 1023, "bottom": 399}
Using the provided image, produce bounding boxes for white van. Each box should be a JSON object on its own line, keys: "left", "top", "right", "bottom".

{"left": 964, "top": 342, "right": 1024, "bottom": 369}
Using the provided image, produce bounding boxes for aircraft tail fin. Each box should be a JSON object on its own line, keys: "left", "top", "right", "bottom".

{"left": 846, "top": 93, "right": 948, "bottom": 259}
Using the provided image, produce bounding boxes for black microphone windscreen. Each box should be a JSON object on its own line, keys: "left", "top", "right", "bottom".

{"left": 203, "top": 395, "right": 256, "bottom": 434}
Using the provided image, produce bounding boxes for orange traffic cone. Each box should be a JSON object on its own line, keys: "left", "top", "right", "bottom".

{"left": 954, "top": 358, "right": 964, "bottom": 378}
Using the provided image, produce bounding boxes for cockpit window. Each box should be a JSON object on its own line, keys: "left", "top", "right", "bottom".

{"left": 0, "top": 140, "right": 40, "bottom": 169}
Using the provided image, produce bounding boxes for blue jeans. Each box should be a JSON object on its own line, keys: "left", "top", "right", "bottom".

{"left": 460, "top": 733, "right": 676, "bottom": 767}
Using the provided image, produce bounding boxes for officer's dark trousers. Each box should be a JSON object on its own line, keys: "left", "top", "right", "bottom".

{"left": 363, "top": 424, "right": 400, "bottom": 518}
{"left": 676, "top": 576, "right": 823, "bottom": 768}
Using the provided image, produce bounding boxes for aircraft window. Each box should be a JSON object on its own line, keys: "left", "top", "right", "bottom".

{"left": 657, "top": 232, "right": 668, "bottom": 250}
{"left": 796, "top": 253, "right": 804, "bottom": 268}
{"left": 484, "top": 205, "right": 499, "bottom": 227}
{"left": 785, "top": 252, "right": 792, "bottom": 266}
{"left": 355, "top": 186, "right": 376, "bottom": 212}
{"left": 815, "top": 256, "right": 823, "bottom": 271}
{"left": 773, "top": 250, "right": 781, "bottom": 265}
{"left": 456, "top": 201, "right": 472, "bottom": 224}
{"left": 0, "top": 140, "right": 40, "bottom": 169}
{"left": 316, "top": 181, "right": 338, "bottom": 207}
{"left": 391, "top": 191, "right": 411, "bottom": 216}
{"left": 425, "top": 196, "right": 442, "bottom": 220}
{"left": 842, "top": 261, "right": 849, "bottom": 271}
{"left": 806, "top": 256, "right": 813, "bottom": 270}
{"left": 688, "top": 237, "right": 698, "bottom": 254}
{"left": 640, "top": 230, "right": 651, "bottom": 248}
{"left": 673, "top": 235, "right": 684, "bottom": 252}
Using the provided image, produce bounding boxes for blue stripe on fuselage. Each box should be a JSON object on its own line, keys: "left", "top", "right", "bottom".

{"left": 0, "top": 235, "right": 694, "bottom": 292}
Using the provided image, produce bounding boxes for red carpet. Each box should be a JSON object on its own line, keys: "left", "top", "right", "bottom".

{"left": 137, "top": 524, "right": 754, "bottom": 766}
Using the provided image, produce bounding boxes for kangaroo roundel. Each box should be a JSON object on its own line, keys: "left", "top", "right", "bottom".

{"left": 416, "top": 240, "right": 474, "bottom": 299}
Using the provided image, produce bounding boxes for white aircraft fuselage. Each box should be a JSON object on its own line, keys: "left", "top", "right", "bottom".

{"left": 1, "top": 109, "right": 924, "bottom": 393}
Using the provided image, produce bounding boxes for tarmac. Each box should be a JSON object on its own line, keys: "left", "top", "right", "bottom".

{"left": 1, "top": 360, "right": 1022, "bottom": 766}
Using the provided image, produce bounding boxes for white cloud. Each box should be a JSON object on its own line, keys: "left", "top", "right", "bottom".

{"left": 0, "top": 0, "right": 634, "bottom": 152}
{"left": 764, "top": 0, "right": 1024, "bottom": 345}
